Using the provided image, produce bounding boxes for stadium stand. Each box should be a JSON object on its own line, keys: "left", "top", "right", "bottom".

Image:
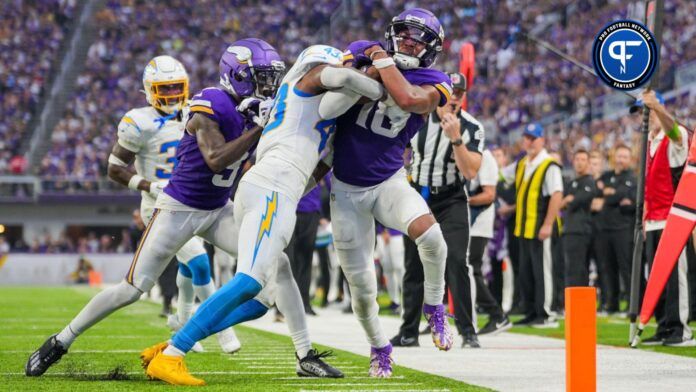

{"left": 0, "top": 0, "right": 76, "bottom": 175}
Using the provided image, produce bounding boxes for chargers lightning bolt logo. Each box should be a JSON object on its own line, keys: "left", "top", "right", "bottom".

{"left": 253, "top": 191, "right": 279, "bottom": 265}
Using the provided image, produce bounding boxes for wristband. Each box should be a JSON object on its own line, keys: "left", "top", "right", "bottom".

{"left": 369, "top": 49, "right": 387, "bottom": 60}
{"left": 666, "top": 122, "right": 680, "bottom": 141}
{"left": 128, "top": 175, "right": 145, "bottom": 191}
{"left": 451, "top": 138, "right": 463, "bottom": 146}
{"left": 373, "top": 57, "right": 395, "bottom": 69}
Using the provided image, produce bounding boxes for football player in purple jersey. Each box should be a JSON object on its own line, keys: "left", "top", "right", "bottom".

{"left": 26, "top": 39, "right": 342, "bottom": 384}
{"left": 310, "top": 8, "right": 457, "bottom": 377}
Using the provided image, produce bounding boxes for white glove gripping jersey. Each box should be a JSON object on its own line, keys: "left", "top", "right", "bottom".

{"left": 242, "top": 45, "right": 343, "bottom": 202}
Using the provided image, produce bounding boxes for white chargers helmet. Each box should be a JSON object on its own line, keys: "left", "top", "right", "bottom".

{"left": 142, "top": 55, "right": 189, "bottom": 114}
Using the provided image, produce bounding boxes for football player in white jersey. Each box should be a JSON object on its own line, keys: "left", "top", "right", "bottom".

{"left": 105, "top": 55, "right": 240, "bottom": 353}
{"left": 154, "top": 45, "right": 388, "bottom": 382}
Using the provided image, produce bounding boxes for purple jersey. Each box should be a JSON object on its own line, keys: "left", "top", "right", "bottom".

{"left": 164, "top": 87, "right": 250, "bottom": 210}
{"left": 297, "top": 186, "right": 321, "bottom": 213}
{"left": 333, "top": 68, "right": 451, "bottom": 187}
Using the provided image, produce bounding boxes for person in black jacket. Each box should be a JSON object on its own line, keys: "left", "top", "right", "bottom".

{"left": 597, "top": 145, "right": 636, "bottom": 312}
{"left": 561, "top": 150, "right": 597, "bottom": 287}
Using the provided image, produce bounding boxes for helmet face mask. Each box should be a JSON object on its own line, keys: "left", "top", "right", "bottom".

{"left": 385, "top": 8, "right": 444, "bottom": 70}
{"left": 143, "top": 56, "right": 189, "bottom": 115}
{"left": 149, "top": 79, "right": 188, "bottom": 113}
{"left": 219, "top": 39, "right": 286, "bottom": 100}
{"left": 250, "top": 61, "right": 286, "bottom": 98}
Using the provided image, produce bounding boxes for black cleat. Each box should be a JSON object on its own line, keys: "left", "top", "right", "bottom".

{"left": 25, "top": 334, "right": 67, "bottom": 377}
{"left": 296, "top": 349, "right": 344, "bottom": 378}
{"left": 462, "top": 331, "right": 481, "bottom": 348}
{"left": 390, "top": 334, "right": 419, "bottom": 347}
{"left": 479, "top": 316, "right": 512, "bottom": 336}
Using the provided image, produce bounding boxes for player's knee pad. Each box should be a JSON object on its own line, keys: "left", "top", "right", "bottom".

{"left": 178, "top": 262, "right": 193, "bottom": 279}
{"left": 185, "top": 253, "right": 212, "bottom": 285}
{"left": 113, "top": 281, "right": 144, "bottom": 306}
{"left": 415, "top": 223, "right": 447, "bottom": 266}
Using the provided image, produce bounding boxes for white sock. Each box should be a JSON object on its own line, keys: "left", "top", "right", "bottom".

{"left": 193, "top": 281, "right": 216, "bottom": 302}
{"left": 176, "top": 273, "right": 195, "bottom": 324}
{"left": 290, "top": 329, "right": 312, "bottom": 359}
{"left": 416, "top": 224, "right": 447, "bottom": 305}
{"left": 163, "top": 344, "right": 185, "bottom": 357}
{"left": 275, "top": 257, "right": 312, "bottom": 358}
{"left": 56, "top": 325, "right": 77, "bottom": 348}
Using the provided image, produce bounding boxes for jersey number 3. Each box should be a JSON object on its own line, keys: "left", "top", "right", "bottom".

{"left": 212, "top": 152, "right": 249, "bottom": 188}
{"left": 156, "top": 140, "right": 179, "bottom": 179}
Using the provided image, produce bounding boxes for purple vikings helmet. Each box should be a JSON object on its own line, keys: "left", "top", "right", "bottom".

{"left": 385, "top": 8, "right": 444, "bottom": 69}
{"left": 219, "top": 38, "right": 286, "bottom": 99}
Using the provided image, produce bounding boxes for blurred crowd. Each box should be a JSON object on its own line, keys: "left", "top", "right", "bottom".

{"left": 4, "top": 0, "right": 696, "bottom": 185}
{"left": 0, "top": 0, "right": 76, "bottom": 175}
{"left": 41, "top": 0, "right": 339, "bottom": 189}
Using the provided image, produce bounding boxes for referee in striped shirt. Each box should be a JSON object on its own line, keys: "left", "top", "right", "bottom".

{"left": 390, "top": 72, "right": 485, "bottom": 348}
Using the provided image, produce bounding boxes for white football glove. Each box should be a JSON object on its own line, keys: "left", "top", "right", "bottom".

{"left": 237, "top": 97, "right": 275, "bottom": 128}
{"left": 148, "top": 181, "right": 166, "bottom": 198}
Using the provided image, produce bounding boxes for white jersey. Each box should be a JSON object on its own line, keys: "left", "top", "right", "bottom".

{"left": 116, "top": 106, "right": 184, "bottom": 219}
{"left": 242, "top": 45, "right": 343, "bottom": 202}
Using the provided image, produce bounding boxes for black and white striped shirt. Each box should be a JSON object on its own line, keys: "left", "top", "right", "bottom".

{"left": 410, "top": 110, "right": 485, "bottom": 187}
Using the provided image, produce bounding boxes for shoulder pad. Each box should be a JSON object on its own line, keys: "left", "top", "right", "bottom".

{"left": 296, "top": 45, "right": 344, "bottom": 67}
{"left": 403, "top": 69, "right": 452, "bottom": 106}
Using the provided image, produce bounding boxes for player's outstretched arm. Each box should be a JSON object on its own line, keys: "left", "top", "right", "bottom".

{"left": 365, "top": 47, "right": 440, "bottom": 114}
{"left": 107, "top": 143, "right": 154, "bottom": 193}
{"left": 296, "top": 64, "right": 384, "bottom": 100}
{"left": 188, "top": 113, "right": 262, "bottom": 173}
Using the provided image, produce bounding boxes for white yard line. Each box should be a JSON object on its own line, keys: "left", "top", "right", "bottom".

{"left": 247, "top": 307, "right": 696, "bottom": 392}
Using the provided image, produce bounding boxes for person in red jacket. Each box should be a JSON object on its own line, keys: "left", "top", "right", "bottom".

{"left": 636, "top": 90, "right": 694, "bottom": 347}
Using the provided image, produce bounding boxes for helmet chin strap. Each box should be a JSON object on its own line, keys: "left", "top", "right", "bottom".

{"left": 393, "top": 53, "right": 420, "bottom": 70}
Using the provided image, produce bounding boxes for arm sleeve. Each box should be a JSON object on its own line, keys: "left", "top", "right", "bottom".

{"left": 478, "top": 152, "right": 499, "bottom": 186}
{"left": 319, "top": 66, "right": 384, "bottom": 100}
{"left": 188, "top": 92, "right": 220, "bottom": 123}
{"left": 461, "top": 117, "right": 485, "bottom": 154}
{"left": 667, "top": 125, "right": 689, "bottom": 168}
{"left": 116, "top": 114, "right": 143, "bottom": 153}
{"left": 501, "top": 162, "right": 517, "bottom": 185}
{"left": 318, "top": 90, "right": 361, "bottom": 120}
{"left": 542, "top": 165, "right": 563, "bottom": 196}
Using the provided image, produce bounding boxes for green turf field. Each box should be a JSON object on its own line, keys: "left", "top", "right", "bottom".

{"left": 0, "top": 287, "right": 485, "bottom": 392}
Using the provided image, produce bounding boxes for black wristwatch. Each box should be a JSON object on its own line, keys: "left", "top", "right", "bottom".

{"left": 451, "top": 138, "right": 463, "bottom": 146}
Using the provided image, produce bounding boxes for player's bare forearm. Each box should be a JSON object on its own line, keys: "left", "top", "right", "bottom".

{"left": 191, "top": 113, "right": 261, "bottom": 173}
{"left": 543, "top": 191, "right": 563, "bottom": 227}
{"left": 312, "top": 161, "right": 332, "bottom": 183}
{"left": 107, "top": 143, "right": 150, "bottom": 191}
{"left": 452, "top": 147, "right": 481, "bottom": 180}
{"left": 469, "top": 185, "right": 496, "bottom": 206}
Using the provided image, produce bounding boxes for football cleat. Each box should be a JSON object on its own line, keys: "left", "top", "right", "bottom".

{"left": 146, "top": 352, "right": 205, "bottom": 386}
{"left": 423, "top": 304, "right": 454, "bottom": 351}
{"left": 478, "top": 316, "right": 512, "bottom": 336}
{"left": 140, "top": 341, "right": 168, "bottom": 369}
{"left": 296, "top": 349, "right": 344, "bottom": 378}
{"left": 216, "top": 327, "right": 242, "bottom": 354}
{"left": 25, "top": 334, "right": 67, "bottom": 377}
{"left": 462, "top": 331, "right": 481, "bottom": 348}
{"left": 368, "top": 344, "right": 394, "bottom": 378}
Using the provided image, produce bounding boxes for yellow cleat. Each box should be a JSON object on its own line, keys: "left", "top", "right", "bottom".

{"left": 140, "top": 341, "right": 168, "bottom": 370}
{"left": 146, "top": 352, "right": 205, "bottom": 386}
